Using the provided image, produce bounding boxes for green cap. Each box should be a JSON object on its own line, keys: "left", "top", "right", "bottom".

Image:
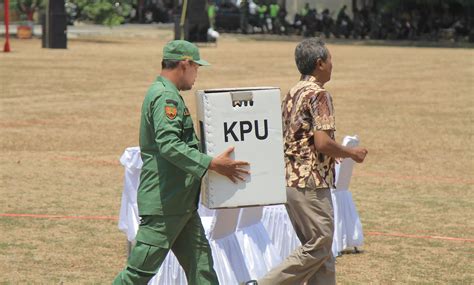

{"left": 162, "top": 40, "right": 210, "bottom": 66}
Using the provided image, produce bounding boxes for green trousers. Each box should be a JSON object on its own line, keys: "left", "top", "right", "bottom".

{"left": 113, "top": 211, "right": 218, "bottom": 285}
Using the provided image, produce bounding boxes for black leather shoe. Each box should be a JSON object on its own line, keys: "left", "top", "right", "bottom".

{"left": 241, "top": 280, "right": 258, "bottom": 285}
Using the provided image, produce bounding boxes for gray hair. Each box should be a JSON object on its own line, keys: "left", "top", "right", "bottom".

{"left": 294, "top": 37, "right": 329, "bottom": 75}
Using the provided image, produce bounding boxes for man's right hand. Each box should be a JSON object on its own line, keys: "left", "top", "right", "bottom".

{"left": 209, "top": 146, "right": 250, "bottom": 183}
{"left": 350, "top": 147, "right": 368, "bottom": 163}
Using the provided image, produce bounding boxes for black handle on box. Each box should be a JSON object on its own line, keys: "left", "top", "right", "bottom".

{"left": 231, "top": 91, "right": 254, "bottom": 107}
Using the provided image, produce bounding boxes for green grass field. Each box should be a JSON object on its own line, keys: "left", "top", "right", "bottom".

{"left": 1, "top": 29, "right": 473, "bottom": 284}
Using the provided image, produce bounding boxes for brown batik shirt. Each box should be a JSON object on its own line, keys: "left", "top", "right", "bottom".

{"left": 282, "top": 75, "right": 336, "bottom": 189}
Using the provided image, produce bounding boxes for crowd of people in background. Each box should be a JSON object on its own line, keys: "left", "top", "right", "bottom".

{"left": 216, "top": 0, "right": 473, "bottom": 42}
{"left": 78, "top": 0, "right": 472, "bottom": 43}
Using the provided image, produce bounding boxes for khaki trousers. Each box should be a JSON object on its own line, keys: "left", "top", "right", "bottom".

{"left": 259, "top": 185, "right": 335, "bottom": 285}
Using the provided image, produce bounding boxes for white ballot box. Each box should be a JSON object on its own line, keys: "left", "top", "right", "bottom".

{"left": 196, "top": 87, "right": 287, "bottom": 209}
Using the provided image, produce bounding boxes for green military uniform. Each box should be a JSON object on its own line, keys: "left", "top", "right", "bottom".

{"left": 114, "top": 41, "right": 218, "bottom": 285}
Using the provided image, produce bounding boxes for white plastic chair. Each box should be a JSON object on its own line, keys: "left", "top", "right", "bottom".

{"left": 235, "top": 206, "right": 282, "bottom": 279}
{"left": 331, "top": 135, "right": 364, "bottom": 257}
{"left": 261, "top": 204, "right": 301, "bottom": 261}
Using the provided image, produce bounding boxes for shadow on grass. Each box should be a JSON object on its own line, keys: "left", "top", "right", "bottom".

{"left": 337, "top": 247, "right": 365, "bottom": 257}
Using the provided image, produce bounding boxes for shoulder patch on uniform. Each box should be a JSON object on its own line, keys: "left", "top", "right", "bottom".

{"left": 166, "top": 99, "right": 178, "bottom": 106}
{"left": 165, "top": 106, "right": 177, "bottom": 120}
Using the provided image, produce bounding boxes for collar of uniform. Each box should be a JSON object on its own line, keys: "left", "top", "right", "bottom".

{"left": 156, "top": 76, "right": 179, "bottom": 94}
{"left": 300, "top": 75, "right": 324, "bottom": 87}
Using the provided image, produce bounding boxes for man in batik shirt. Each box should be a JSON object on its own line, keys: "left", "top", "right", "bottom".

{"left": 257, "top": 38, "right": 368, "bottom": 285}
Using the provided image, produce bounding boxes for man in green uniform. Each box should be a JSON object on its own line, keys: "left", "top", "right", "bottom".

{"left": 207, "top": 1, "right": 216, "bottom": 29}
{"left": 113, "top": 40, "right": 250, "bottom": 285}
{"left": 269, "top": 2, "right": 280, "bottom": 33}
{"left": 257, "top": 2, "right": 269, "bottom": 33}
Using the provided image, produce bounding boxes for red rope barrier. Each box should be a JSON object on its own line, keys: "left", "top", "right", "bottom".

{"left": 4, "top": 0, "right": 11, "bottom": 52}
{"left": 366, "top": 231, "right": 474, "bottom": 242}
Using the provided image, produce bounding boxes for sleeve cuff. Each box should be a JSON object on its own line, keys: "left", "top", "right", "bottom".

{"left": 196, "top": 154, "right": 213, "bottom": 179}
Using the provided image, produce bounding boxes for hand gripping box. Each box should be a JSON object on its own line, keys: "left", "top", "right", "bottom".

{"left": 196, "top": 87, "right": 287, "bottom": 209}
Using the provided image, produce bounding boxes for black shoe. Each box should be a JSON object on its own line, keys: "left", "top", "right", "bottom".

{"left": 240, "top": 280, "right": 258, "bottom": 285}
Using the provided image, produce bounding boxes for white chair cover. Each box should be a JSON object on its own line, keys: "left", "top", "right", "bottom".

{"left": 152, "top": 254, "right": 187, "bottom": 285}
{"left": 198, "top": 205, "right": 215, "bottom": 218}
{"left": 331, "top": 135, "right": 364, "bottom": 257}
{"left": 118, "top": 147, "right": 142, "bottom": 242}
{"left": 261, "top": 204, "right": 301, "bottom": 260}
{"left": 204, "top": 208, "right": 251, "bottom": 284}
{"left": 235, "top": 207, "right": 282, "bottom": 279}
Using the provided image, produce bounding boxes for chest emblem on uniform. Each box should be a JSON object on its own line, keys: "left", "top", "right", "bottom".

{"left": 165, "top": 106, "right": 177, "bottom": 120}
{"left": 184, "top": 107, "right": 190, "bottom": 116}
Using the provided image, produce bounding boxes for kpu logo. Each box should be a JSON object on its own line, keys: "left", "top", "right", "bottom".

{"left": 224, "top": 120, "right": 269, "bottom": 142}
